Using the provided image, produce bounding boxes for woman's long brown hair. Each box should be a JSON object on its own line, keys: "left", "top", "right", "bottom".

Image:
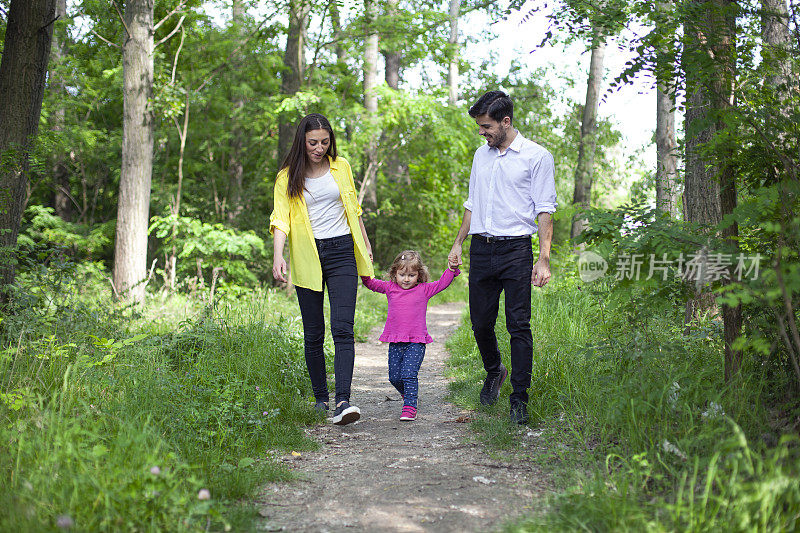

{"left": 280, "top": 113, "right": 338, "bottom": 199}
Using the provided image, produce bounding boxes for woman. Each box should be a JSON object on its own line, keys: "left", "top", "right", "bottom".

{"left": 270, "top": 113, "right": 374, "bottom": 426}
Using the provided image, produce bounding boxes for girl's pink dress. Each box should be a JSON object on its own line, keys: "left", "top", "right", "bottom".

{"left": 361, "top": 268, "right": 460, "bottom": 343}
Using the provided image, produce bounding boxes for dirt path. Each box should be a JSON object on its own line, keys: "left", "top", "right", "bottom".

{"left": 258, "top": 303, "right": 550, "bottom": 532}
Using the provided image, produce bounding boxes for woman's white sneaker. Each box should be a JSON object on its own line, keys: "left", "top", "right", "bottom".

{"left": 331, "top": 401, "right": 360, "bottom": 425}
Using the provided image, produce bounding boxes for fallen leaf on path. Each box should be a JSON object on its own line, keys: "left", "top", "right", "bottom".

{"left": 472, "top": 476, "right": 496, "bottom": 485}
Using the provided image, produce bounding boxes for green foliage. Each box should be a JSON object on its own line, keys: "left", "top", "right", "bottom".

{"left": 20, "top": 0, "right": 622, "bottom": 295}
{"left": 370, "top": 88, "right": 478, "bottom": 267}
{"left": 149, "top": 213, "right": 268, "bottom": 287}
{"left": 0, "top": 251, "right": 395, "bottom": 530}
{"left": 447, "top": 256, "right": 796, "bottom": 530}
{"left": 19, "top": 205, "right": 115, "bottom": 259}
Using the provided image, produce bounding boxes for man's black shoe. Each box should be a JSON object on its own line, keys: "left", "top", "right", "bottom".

{"left": 479, "top": 364, "right": 508, "bottom": 406}
{"left": 510, "top": 400, "right": 528, "bottom": 425}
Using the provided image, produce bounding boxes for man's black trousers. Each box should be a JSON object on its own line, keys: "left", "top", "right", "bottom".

{"left": 468, "top": 236, "right": 534, "bottom": 404}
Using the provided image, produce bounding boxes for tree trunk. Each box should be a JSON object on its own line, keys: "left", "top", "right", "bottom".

{"left": 381, "top": 0, "right": 400, "bottom": 89}
{"left": 227, "top": 0, "right": 245, "bottom": 223}
{"left": 715, "top": 1, "right": 739, "bottom": 382}
{"left": 656, "top": 86, "right": 679, "bottom": 218}
{"left": 384, "top": 53, "right": 400, "bottom": 90}
{"left": 683, "top": 0, "right": 740, "bottom": 380}
{"left": 570, "top": 37, "right": 605, "bottom": 240}
{"left": 761, "top": 0, "right": 792, "bottom": 91}
{"left": 329, "top": 0, "right": 346, "bottom": 65}
{"left": 0, "top": 0, "right": 57, "bottom": 295}
{"left": 166, "top": 93, "right": 190, "bottom": 292}
{"left": 113, "top": 0, "right": 155, "bottom": 303}
{"left": 361, "top": 0, "right": 379, "bottom": 212}
{"left": 447, "top": 0, "right": 460, "bottom": 105}
{"left": 277, "top": 0, "right": 309, "bottom": 165}
{"left": 683, "top": 0, "right": 724, "bottom": 229}
{"left": 683, "top": 1, "right": 722, "bottom": 334}
{"left": 655, "top": 1, "right": 680, "bottom": 218}
{"left": 50, "top": 0, "right": 73, "bottom": 222}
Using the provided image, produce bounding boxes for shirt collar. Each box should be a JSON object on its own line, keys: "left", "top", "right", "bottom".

{"left": 494, "top": 130, "right": 524, "bottom": 156}
{"left": 328, "top": 155, "right": 342, "bottom": 170}
{"left": 506, "top": 131, "right": 524, "bottom": 153}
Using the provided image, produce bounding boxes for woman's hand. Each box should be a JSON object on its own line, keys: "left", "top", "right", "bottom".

{"left": 358, "top": 216, "right": 373, "bottom": 262}
{"left": 273, "top": 257, "right": 288, "bottom": 283}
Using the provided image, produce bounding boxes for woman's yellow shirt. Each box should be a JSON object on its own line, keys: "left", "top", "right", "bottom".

{"left": 269, "top": 156, "right": 374, "bottom": 291}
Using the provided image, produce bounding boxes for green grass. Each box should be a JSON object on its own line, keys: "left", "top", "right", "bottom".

{"left": 445, "top": 272, "right": 800, "bottom": 532}
{"left": 0, "top": 270, "right": 387, "bottom": 531}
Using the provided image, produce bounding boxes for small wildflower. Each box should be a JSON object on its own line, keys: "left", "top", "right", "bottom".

{"left": 255, "top": 386, "right": 260, "bottom": 391}
{"left": 263, "top": 411, "right": 268, "bottom": 416}
{"left": 662, "top": 439, "right": 688, "bottom": 461}
{"left": 197, "top": 489, "right": 211, "bottom": 501}
{"left": 56, "top": 515, "right": 73, "bottom": 529}
{"left": 150, "top": 466, "right": 161, "bottom": 476}
{"left": 701, "top": 401, "right": 725, "bottom": 419}
{"left": 667, "top": 382, "right": 681, "bottom": 407}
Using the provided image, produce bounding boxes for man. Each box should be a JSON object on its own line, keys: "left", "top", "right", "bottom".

{"left": 448, "top": 90, "right": 557, "bottom": 425}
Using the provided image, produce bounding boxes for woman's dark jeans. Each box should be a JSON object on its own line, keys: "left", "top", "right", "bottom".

{"left": 295, "top": 234, "right": 358, "bottom": 405}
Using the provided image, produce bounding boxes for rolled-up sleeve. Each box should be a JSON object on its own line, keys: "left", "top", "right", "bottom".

{"left": 269, "top": 177, "right": 291, "bottom": 236}
{"left": 343, "top": 160, "right": 363, "bottom": 217}
{"left": 530, "top": 151, "right": 557, "bottom": 219}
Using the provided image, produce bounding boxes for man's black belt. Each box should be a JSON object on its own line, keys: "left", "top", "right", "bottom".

{"left": 472, "top": 234, "right": 531, "bottom": 243}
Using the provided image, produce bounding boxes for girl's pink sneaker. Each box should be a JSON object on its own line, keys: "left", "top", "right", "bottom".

{"left": 400, "top": 406, "right": 417, "bottom": 421}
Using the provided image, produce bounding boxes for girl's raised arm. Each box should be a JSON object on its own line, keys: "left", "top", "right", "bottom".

{"left": 424, "top": 268, "right": 460, "bottom": 298}
{"left": 361, "top": 276, "right": 391, "bottom": 294}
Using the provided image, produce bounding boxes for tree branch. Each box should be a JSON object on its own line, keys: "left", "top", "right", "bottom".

{"left": 154, "top": 0, "right": 187, "bottom": 32}
{"left": 171, "top": 26, "right": 186, "bottom": 84}
{"left": 40, "top": 15, "right": 61, "bottom": 31}
{"left": 311, "top": 0, "right": 499, "bottom": 56}
{"left": 193, "top": 14, "right": 274, "bottom": 93}
{"left": 90, "top": 27, "right": 121, "bottom": 48}
{"left": 111, "top": 1, "right": 132, "bottom": 41}
{"left": 155, "top": 14, "right": 186, "bottom": 47}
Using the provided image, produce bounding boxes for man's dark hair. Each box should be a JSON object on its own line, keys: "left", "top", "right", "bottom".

{"left": 468, "top": 90, "right": 513, "bottom": 123}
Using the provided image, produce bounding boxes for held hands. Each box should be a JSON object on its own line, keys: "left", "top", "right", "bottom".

{"left": 531, "top": 257, "right": 551, "bottom": 287}
{"left": 447, "top": 254, "right": 460, "bottom": 271}
{"left": 272, "top": 257, "right": 288, "bottom": 283}
{"left": 447, "top": 243, "right": 462, "bottom": 271}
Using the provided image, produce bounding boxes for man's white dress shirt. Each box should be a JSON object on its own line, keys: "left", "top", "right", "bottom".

{"left": 464, "top": 132, "right": 557, "bottom": 237}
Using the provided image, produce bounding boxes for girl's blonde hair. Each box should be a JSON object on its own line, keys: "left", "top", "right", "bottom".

{"left": 388, "top": 250, "right": 430, "bottom": 285}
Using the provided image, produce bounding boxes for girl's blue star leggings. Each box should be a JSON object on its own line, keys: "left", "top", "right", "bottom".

{"left": 387, "top": 342, "right": 426, "bottom": 408}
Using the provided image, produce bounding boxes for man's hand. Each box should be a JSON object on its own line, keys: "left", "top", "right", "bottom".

{"left": 448, "top": 253, "right": 460, "bottom": 271}
{"left": 448, "top": 243, "right": 463, "bottom": 270}
{"left": 273, "top": 257, "right": 288, "bottom": 283}
{"left": 531, "top": 257, "right": 551, "bottom": 287}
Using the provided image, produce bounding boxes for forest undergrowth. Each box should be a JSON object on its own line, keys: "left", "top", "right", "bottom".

{"left": 0, "top": 252, "right": 390, "bottom": 532}
{"left": 446, "top": 255, "right": 800, "bottom": 532}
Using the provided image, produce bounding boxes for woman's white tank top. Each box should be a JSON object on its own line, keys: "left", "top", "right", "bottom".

{"left": 303, "top": 171, "right": 350, "bottom": 239}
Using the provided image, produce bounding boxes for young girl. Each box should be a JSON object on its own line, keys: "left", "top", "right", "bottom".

{"left": 361, "top": 250, "right": 459, "bottom": 421}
